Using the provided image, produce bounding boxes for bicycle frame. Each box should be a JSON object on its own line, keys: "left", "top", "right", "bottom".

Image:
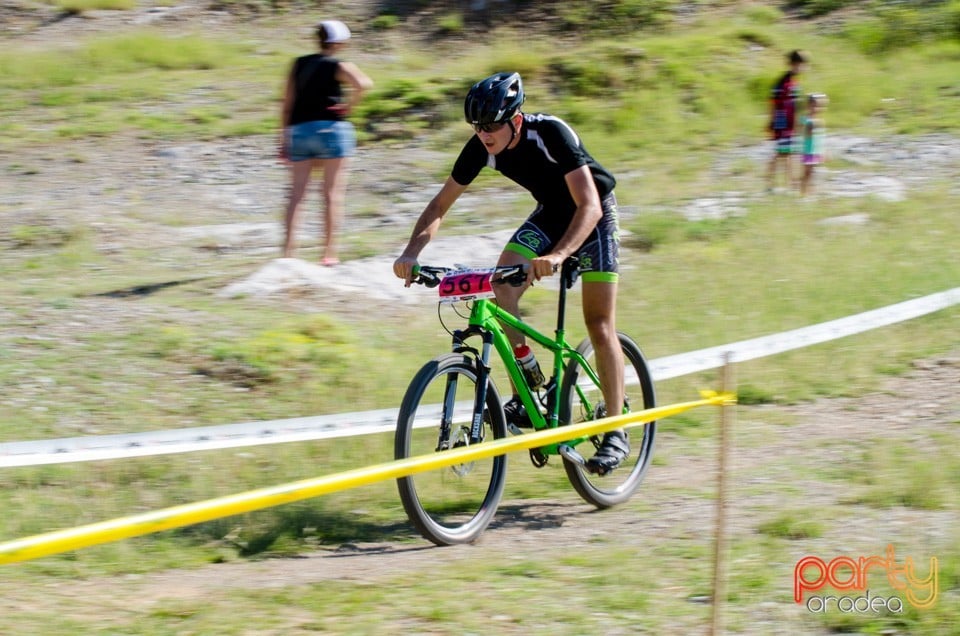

{"left": 447, "top": 263, "right": 602, "bottom": 456}
{"left": 399, "top": 261, "right": 657, "bottom": 544}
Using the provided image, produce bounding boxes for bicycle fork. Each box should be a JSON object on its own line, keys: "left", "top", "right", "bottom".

{"left": 466, "top": 329, "right": 495, "bottom": 445}
{"left": 436, "top": 327, "right": 494, "bottom": 451}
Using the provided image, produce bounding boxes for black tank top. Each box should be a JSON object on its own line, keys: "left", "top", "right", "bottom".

{"left": 289, "top": 54, "right": 343, "bottom": 125}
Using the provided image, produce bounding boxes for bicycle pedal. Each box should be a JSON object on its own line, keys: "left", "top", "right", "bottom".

{"left": 507, "top": 423, "right": 525, "bottom": 436}
{"left": 558, "top": 444, "right": 586, "bottom": 466}
{"left": 529, "top": 448, "right": 548, "bottom": 468}
{"left": 560, "top": 445, "right": 611, "bottom": 475}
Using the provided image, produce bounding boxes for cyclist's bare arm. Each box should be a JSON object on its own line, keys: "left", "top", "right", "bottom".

{"left": 530, "top": 166, "right": 603, "bottom": 280}
{"left": 394, "top": 177, "right": 468, "bottom": 285}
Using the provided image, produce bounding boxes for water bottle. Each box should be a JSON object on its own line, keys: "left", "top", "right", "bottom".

{"left": 514, "top": 344, "right": 545, "bottom": 390}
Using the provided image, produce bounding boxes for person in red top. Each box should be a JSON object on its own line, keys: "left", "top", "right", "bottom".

{"left": 280, "top": 20, "right": 373, "bottom": 265}
{"left": 766, "top": 50, "right": 807, "bottom": 192}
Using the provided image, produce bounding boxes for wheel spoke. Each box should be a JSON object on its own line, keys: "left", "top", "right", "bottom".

{"left": 560, "top": 334, "right": 657, "bottom": 508}
{"left": 395, "top": 355, "right": 507, "bottom": 545}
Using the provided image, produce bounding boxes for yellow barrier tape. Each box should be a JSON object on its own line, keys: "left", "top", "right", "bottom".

{"left": 0, "top": 392, "right": 734, "bottom": 565}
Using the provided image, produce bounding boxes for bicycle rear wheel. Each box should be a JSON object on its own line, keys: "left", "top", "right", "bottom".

{"left": 559, "top": 333, "right": 657, "bottom": 508}
{"left": 395, "top": 353, "right": 508, "bottom": 545}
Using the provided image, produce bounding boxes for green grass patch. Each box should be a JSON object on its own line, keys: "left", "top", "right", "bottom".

{"left": 51, "top": 0, "right": 136, "bottom": 11}
{"left": 199, "top": 314, "right": 360, "bottom": 387}
{"left": 839, "top": 439, "right": 960, "bottom": 510}
{"left": 4, "top": 3, "right": 960, "bottom": 150}
{"left": 757, "top": 511, "right": 825, "bottom": 540}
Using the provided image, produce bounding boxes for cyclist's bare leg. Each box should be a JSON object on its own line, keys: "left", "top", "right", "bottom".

{"left": 581, "top": 280, "right": 624, "bottom": 415}
{"left": 282, "top": 159, "right": 317, "bottom": 258}
{"left": 494, "top": 249, "right": 534, "bottom": 348}
{"left": 494, "top": 250, "right": 535, "bottom": 405}
{"left": 582, "top": 279, "right": 629, "bottom": 472}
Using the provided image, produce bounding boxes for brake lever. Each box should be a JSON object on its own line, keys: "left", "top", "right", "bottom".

{"left": 419, "top": 274, "right": 440, "bottom": 288}
{"left": 507, "top": 271, "right": 527, "bottom": 287}
{"left": 413, "top": 266, "right": 451, "bottom": 288}
{"left": 492, "top": 265, "right": 528, "bottom": 288}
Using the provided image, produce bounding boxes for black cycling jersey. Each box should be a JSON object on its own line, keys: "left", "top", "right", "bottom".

{"left": 289, "top": 54, "right": 344, "bottom": 125}
{"left": 450, "top": 113, "right": 616, "bottom": 216}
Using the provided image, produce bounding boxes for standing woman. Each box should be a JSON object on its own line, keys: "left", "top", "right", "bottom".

{"left": 280, "top": 20, "right": 373, "bottom": 265}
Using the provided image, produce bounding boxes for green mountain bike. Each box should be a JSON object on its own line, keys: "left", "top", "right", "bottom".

{"left": 395, "top": 258, "right": 656, "bottom": 546}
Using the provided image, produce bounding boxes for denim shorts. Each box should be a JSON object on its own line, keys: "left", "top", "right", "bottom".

{"left": 287, "top": 120, "right": 356, "bottom": 161}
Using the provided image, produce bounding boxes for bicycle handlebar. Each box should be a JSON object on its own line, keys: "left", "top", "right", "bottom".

{"left": 410, "top": 265, "right": 528, "bottom": 289}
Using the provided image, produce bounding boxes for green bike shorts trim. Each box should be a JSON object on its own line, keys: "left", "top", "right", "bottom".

{"left": 504, "top": 192, "right": 621, "bottom": 283}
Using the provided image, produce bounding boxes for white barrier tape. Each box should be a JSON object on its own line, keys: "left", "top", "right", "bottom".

{"left": 2, "top": 287, "right": 958, "bottom": 468}
{"left": 0, "top": 405, "right": 470, "bottom": 468}
{"left": 649, "top": 286, "right": 960, "bottom": 380}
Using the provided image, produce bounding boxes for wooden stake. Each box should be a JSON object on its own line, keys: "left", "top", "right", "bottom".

{"left": 710, "top": 352, "right": 735, "bottom": 635}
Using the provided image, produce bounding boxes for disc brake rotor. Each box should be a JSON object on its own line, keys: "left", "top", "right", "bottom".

{"left": 450, "top": 425, "right": 475, "bottom": 477}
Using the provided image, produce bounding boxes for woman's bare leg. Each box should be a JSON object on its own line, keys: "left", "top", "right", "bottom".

{"left": 320, "top": 157, "right": 348, "bottom": 263}
{"left": 282, "top": 160, "right": 316, "bottom": 258}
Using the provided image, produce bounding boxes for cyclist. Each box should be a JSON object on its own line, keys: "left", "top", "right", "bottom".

{"left": 393, "top": 72, "right": 629, "bottom": 474}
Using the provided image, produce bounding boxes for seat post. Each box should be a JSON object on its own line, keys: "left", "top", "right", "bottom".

{"left": 555, "top": 257, "right": 579, "bottom": 334}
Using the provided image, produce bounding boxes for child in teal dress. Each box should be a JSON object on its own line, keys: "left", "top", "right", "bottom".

{"left": 800, "top": 93, "right": 827, "bottom": 197}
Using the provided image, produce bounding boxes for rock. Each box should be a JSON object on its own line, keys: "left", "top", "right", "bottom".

{"left": 818, "top": 213, "right": 870, "bottom": 226}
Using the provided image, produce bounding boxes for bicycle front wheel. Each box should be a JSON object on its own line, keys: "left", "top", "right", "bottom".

{"left": 395, "top": 353, "right": 508, "bottom": 546}
{"left": 559, "top": 333, "right": 657, "bottom": 508}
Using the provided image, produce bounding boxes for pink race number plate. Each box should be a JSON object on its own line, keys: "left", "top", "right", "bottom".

{"left": 438, "top": 269, "right": 496, "bottom": 303}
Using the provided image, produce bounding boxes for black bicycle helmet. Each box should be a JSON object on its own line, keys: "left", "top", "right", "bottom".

{"left": 464, "top": 72, "right": 525, "bottom": 126}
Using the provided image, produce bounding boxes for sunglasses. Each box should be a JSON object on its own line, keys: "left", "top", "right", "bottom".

{"left": 472, "top": 120, "right": 508, "bottom": 134}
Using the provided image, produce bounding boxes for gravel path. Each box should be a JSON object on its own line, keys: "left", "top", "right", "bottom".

{"left": 4, "top": 130, "right": 960, "bottom": 304}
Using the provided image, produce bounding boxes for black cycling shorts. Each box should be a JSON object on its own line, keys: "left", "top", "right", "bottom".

{"left": 504, "top": 192, "right": 620, "bottom": 283}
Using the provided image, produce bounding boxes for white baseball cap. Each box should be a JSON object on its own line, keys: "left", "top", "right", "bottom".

{"left": 318, "top": 20, "right": 351, "bottom": 44}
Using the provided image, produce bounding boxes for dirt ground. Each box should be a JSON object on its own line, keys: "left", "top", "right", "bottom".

{"left": 0, "top": 354, "right": 957, "bottom": 634}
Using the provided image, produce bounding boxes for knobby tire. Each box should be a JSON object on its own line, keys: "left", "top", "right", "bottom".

{"left": 559, "top": 333, "right": 657, "bottom": 508}
{"left": 394, "top": 354, "right": 508, "bottom": 545}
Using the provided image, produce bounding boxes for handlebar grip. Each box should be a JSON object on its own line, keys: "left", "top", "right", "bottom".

{"left": 411, "top": 265, "right": 445, "bottom": 288}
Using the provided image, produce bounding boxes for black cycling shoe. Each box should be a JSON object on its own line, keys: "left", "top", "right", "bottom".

{"left": 586, "top": 430, "right": 630, "bottom": 476}
{"left": 503, "top": 395, "right": 532, "bottom": 429}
